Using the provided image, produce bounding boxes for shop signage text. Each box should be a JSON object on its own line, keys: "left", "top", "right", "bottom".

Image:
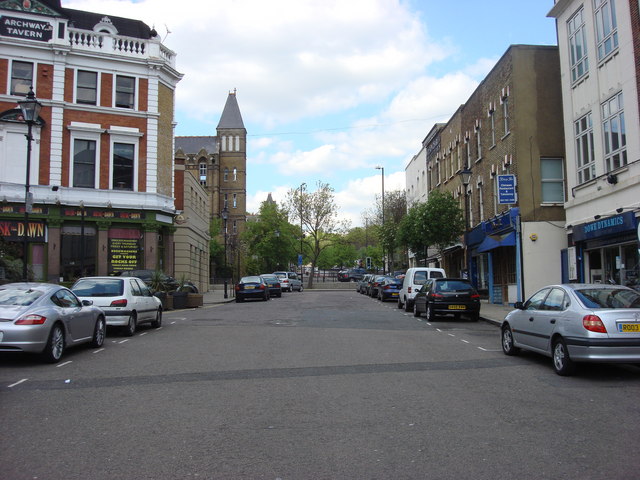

{"left": 497, "top": 174, "right": 517, "bottom": 204}
{"left": 0, "top": 16, "right": 53, "bottom": 42}
{"left": 572, "top": 212, "right": 637, "bottom": 242}
{"left": 0, "top": 220, "right": 46, "bottom": 242}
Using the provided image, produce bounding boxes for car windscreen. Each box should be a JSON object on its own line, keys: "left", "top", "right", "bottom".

{"left": 0, "top": 288, "right": 44, "bottom": 306}
{"left": 574, "top": 288, "right": 640, "bottom": 308}
{"left": 72, "top": 279, "right": 124, "bottom": 297}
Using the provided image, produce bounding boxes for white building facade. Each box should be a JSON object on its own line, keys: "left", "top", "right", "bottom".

{"left": 549, "top": 0, "right": 640, "bottom": 288}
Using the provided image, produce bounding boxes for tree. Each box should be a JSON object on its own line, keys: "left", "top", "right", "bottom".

{"left": 397, "top": 191, "right": 465, "bottom": 263}
{"left": 365, "top": 189, "right": 406, "bottom": 273}
{"left": 241, "top": 199, "right": 298, "bottom": 274}
{"left": 285, "top": 181, "right": 348, "bottom": 288}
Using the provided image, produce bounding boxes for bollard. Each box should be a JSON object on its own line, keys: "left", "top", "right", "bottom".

{"left": 224, "top": 280, "right": 228, "bottom": 299}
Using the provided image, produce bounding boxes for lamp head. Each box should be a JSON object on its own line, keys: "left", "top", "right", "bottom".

{"left": 18, "top": 87, "right": 42, "bottom": 123}
{"left": 459, "top": 168, "right": 472, "bottom": 186}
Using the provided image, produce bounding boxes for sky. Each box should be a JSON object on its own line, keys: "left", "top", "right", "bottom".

{"left": 64, "top": 0, "right": 559, "bottom": 227}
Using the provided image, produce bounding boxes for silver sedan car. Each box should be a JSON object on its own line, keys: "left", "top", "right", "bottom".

{"left": 501, "top": 284, "right": 640, "bottom": 375}
{"left": 0, "top": 283, "right": 106, "bottom": 363}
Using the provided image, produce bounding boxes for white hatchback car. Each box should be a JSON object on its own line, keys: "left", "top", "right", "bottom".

{"left": 72, "top": 276, "right": 162, "bottom": 336}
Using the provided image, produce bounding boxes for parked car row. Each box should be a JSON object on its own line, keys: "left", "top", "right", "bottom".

{"left": 235, "top": 271, "right": 303, "bottom": 303}
{"left": 356, "top": 274, "right": 403, "bottom": 302}
{"left": 0, "top": 275, "right": 164, "bottom": 363}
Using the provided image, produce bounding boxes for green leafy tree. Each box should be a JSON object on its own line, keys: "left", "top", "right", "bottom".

{"left": 285, "top": 181, "right": 349, "bottom": 288}
{"left": 241, "top": 199, "right": 298, "bottom": 274}
{"left": 398, "top": 191, "right": 465, "bottom": 263}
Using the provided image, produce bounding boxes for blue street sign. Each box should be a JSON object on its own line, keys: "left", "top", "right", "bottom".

{"left": 497, "top": 174, "right": 517, "bottom": 204}
{"left": 298, "top": 254, "right": 303, "bottom": 266}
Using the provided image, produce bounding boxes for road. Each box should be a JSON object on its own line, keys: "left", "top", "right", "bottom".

{"left": 1, "top": 290, "right": 640, "bottom": 479}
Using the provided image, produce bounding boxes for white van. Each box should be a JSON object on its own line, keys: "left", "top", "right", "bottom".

{"left": 398, "top": 267, "right": 446, "bottom": 311}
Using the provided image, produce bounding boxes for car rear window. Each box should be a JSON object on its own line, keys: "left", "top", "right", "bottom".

{"left": 0, "top": 288, "right": 44, "bottom": 306}
{"left": 73, "top": 279, "right": 124, "bottom": 297}
{"left": 435, "top": 280, "right": 473, "bottom": 292}
{"left": 575, "top": 288, "right": 640, "bottom": 309}
{"left": 241, "top": 276, "right": 262, "bottom": 284}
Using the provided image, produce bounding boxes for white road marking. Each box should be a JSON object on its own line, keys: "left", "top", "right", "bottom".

{"left": 139, "top": 332, "right": 148, "bottom": 336}
{"left": 93, "top": 348, "right": 105, "bottom": 353}
{"left": 56, "top": 361, "right": 72, "bottom": 368}
{"left": 8, "top": 378, "right": 28, "bottom": 388}
{"left": 461, "top": 339, "right": 470, "bottom": 344}
{"left": 118, "top": 339, "right": 130, "bottom": 344}
{"left": 478, "top": 347, "right": 502, "bottom": 352}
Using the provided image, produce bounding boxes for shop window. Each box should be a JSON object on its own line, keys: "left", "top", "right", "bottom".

{"left": 76, "top": 70, "right": 98, "bottom": 105}
{"left": 233, "top": 167, "right": 237, "bottom": 181}
{"left": 233, "top": 193, "right": 237, "bottom": 208}
{"left": 115, "top": 75, "right": 135, "bottom": 109}
{"left": 61, "top": 225, "right": 96, "bottom": 281}
{"left": 73, "top": 139, "right": 97, "bottom": 188}
{"left": 113, "top": 142, "right": 135, "bottom": 190}
{"left": 10, "top": 60, "right": 33, "bottom": 96}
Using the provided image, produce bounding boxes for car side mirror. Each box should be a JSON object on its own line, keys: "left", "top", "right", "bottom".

{"left": 513, "top": 301, "right": 525, "bottom": 309}
{"left": 82, "top": 299, "right": 94, "bottom": 306}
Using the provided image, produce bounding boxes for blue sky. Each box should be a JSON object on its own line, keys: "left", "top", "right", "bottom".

{"left": 66, "top": 0, "right": 558, "bottom": 226}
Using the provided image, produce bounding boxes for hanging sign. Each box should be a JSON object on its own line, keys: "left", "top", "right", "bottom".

{"left": 497, "top": 174, "right": 517, "bottom": 204}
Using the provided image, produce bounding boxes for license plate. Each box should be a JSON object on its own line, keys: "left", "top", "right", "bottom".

{"left": 245, "top": 286, "right": 254, "bottom": 290}
{"left": 448, "top": 305, "right": 466, "bottom": 310}
{"left": 618, "top": 323, "right": 640, "bottom": 333}
{"left": 391, "top": 293, "right": 398, "bottom": 296}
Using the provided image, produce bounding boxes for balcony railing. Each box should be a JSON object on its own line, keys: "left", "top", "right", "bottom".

{"left": 67, "top": 28, "right": 176, "bottom": 68}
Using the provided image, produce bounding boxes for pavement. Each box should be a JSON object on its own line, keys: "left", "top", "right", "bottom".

{"left": 200, "top": 286, "right": 512, "bottom": 326}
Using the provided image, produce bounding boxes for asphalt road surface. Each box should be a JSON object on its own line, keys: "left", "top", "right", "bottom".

{"left": 2, "top": 290, "right": 640, "bottom": 480}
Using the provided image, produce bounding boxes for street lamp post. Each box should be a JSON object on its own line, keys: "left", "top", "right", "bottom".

{"left": 299, "top": 182, "right": 306, "bottom": 283}
{"left": 18, "top": 87, "right": 42, "bottom": 282}
{"left": 221, "top": 206, "right": 229, "bottom": 298}
{"left": 375, "top": 166, "right": 385, "bottom": 274}
{"left": 458, "top": 168, "right": 472, "bottom": 278}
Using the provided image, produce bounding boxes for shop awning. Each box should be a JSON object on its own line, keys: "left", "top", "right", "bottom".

{"left": 476, "top": 231, "right": 516, "bottom": 253}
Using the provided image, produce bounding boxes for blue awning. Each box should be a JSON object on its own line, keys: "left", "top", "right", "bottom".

{"left": 476, "top": 231, "right": 516, "bottom": 253}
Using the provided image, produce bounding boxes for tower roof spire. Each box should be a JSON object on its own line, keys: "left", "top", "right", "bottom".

{"left": 217, "top": 90, "right": 245, "bottom": 130}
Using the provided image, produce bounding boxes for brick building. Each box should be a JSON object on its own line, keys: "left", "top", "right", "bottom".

{"left": 0, "top": 0, "right": 182, "bottom": 282}
{"left": 174, "top": 91, "right": 247, "bottom": 281}
{"left": 418, "top": 45, "right": 566, "bottom": 304}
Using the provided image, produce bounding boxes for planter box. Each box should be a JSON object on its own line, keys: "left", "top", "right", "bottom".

{"left": 172, "top": 291, "right": 188, "bottom": 309}
{"left": 186, "top": 293, "right": 203, "bottom": 308}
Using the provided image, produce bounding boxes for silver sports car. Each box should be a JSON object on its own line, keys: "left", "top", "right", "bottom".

{"left": 501, "top": 283, "right": 640, "bottom": 375}
{"left": 0, "top": 283, "right": 106, "bottom": 363}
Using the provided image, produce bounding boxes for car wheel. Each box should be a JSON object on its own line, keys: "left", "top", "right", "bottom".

{"left": 299, "top": 285, "right": 303, "bottom": 292}
{"left": 124, "top": 313, "right": 137, "bottom": 337}
{"left": 501, "top": 325, "right": 519, "bottom": 356}
{"left": 404, "top": 300, "right": 412, "bottom": 312}
{"left": 397, "top": 298, "right": 403, "bottom": 309}
{"left": 151, "top": 308, "right": 162, "bottom": 328}
{"left": 277, "top": 293, "right": 282, "bottom": 298}
{"left": 236, "top": 297, "right": 243, "bottom": 303}
{"left": 91, "top": 316, "right": 106, "bottom": 347}
{"left": 426, "top": 303, "right": 435, "bottom": 322}
{"left": 552, "top": 337, "right": 576, "bottom": 376}
{"left": 469, "top": 312, "right": 480, "bottom": 322}
{"left": 41, "top": 323, "right": 65, "bottom": 363}
{"left": 413, "top": 302, "right": 421, "bottom": 318}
